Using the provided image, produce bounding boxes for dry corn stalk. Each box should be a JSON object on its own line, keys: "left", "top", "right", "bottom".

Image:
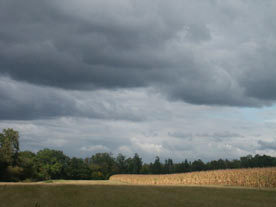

{"left": 110, "top": 167, "right": 276, "bottom": 188}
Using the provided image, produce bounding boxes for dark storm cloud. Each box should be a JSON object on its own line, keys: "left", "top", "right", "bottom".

{"left": 0, "top": 77, "right": 144, "bottom": 121}
{"left": 240, "top": 46, "right": 276, "bottom": 100}
{"left": 0, "top": 77, "right": 77, "bottom": 120}
{"left": 1, "top": 0, "right": 276, "bottom": 110}
{"left": 0, "top": 0, "right": 181, "bottom": 89}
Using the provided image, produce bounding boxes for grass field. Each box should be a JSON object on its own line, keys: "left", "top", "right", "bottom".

{"left": 0, "top": 181, "right": 276, "bottom": 207}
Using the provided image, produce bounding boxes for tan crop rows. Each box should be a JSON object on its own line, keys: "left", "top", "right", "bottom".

{"left": 110, "top": 167, "right": 276, "bottom": 188}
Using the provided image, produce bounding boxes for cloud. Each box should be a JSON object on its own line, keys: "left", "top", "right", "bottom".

{"left": 0, "top": 76, "right": 147, "bottom": 121}
{"left": 0, "top": 0, "right": 276, "bottom": 107}
{"left": 1, "top": 102, "right": 276, "bottom": 161}
{"left": 0, "top": 77, "right": 77, "bottom": 120}
{"left": 258, "top": 140, "right": 276, "bottom": 150}
{"left": 81, "top": 145, "right": 110, "bottom": 153}
{"left": 169, "top": 131, "right": 243, "bottom": 142}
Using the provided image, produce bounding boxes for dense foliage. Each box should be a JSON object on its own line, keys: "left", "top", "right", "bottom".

{"left": 1, "top": 128, "right": 276, "bottom": 181}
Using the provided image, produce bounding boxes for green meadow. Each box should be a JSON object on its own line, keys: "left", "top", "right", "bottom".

{"left": 1, "top": 182, "right": 276, "bottom": 207}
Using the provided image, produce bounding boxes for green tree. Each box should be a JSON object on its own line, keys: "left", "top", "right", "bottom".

{"left": 217, "top": 159, "right": 227, "bottom": 169}
{"left": 126, "top": 157, "right": 134, "bottom": 174}
{"left": 150, "top": 156, "right": 162, "bottom": 174}
{"left": 240, "top": 155, "right": 253, "bottom": 168}
{"left": 115, "top": 153, "right": 127, "bottom": 174}
{"left": 18, "top": 151, "right": 36, "bottom": 180}
{"left": 66, "top": 157, "right": 91, "bottom": 180}
{"left": 140, "top": 163, "right": 150, "bottom": 174}
{"left": 164, "top": 158, "right": 174, "bottom": 174}
{"left": 89, "top": 153, "right": 116, "bottom": 179}
{"left": 0, "top": 128, "right": 20, "bottom": 180}
{"left": 0, "top": 128, "right": 19, "bottom": 166}
{"left": 191, "top": 159, "right": 205, "bottom": 171}
{"left": 132, "top": 153, "right": 142, "bottom": 174}
{"left": 34, "top": 149, "right": 69, "bottom": 180}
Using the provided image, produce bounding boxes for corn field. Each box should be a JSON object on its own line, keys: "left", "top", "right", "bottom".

{"left": 110, "top": 167, "right": 276, "bottom": 188}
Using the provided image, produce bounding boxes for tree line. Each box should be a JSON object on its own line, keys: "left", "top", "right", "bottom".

{"left": 1, "top": 128, "right": 276, "bottom": 181}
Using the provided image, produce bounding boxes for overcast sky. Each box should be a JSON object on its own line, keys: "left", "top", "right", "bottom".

{"left": 1, "top": 0, "right": 276, "bottom": 162}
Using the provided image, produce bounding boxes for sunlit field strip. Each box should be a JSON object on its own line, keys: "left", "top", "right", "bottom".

{"left": 110, "top": 167, "right": 276, "bottom": 188}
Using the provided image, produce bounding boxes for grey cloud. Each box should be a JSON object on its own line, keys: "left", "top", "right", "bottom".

{"left": 0, "top": 101, "right": 274, "bottom": 161}
{"left": 240, "top": 46, "right": 276, "bottom": 100}
{"left": 169, "top": 131, "right": 243, "bottom": 140}
{"left": 168, "top": 132, "right": 194, "bottom": 139}
{"left": 1, "top": 0, "right": 276, "bottom": 110}
{"left": 0, "top": 0, "right": 183, "bottom": 89}
{"left": 0, "top": 77, "right": 77, "bottom": 120}
{"left": 258, "top": 140, "right": 276, "bottom": 150}
{"left": 0, "top": 77, "right": 144, "bottom": 121}
{"left": 185, "top": 24, "right": 211, "bottom": 42}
